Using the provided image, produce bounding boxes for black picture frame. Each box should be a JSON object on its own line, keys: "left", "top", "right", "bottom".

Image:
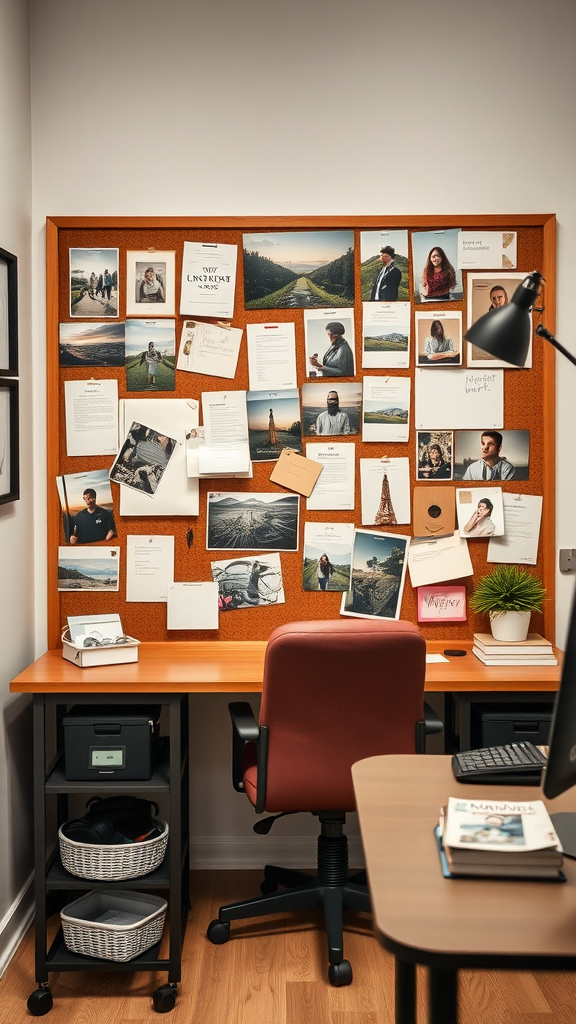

{"left": 0, "top": 377, "right": 19, "bottom": 504}
{"left": 0, "top": 246, "right": 18, "bottom": 376}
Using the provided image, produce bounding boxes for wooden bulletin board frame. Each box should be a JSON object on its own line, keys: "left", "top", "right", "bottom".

{"left": 46, "top": 214, "right": 556, "bottom": 650}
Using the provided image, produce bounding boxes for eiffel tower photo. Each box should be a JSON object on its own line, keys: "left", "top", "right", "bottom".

{"left": 374, "top": 471, "right": 397, "bottom": 526}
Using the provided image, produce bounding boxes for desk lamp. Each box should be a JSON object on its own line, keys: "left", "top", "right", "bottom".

{"left": 465, "top": 271, "right": 576, "bottom": 854}
{"left": 464, "top": 270, "right": 576, "bottom": 368}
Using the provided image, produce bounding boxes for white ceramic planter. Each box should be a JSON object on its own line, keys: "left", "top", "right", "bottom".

{"left": 489, "top": 610, "right": 531, "bottom": 642}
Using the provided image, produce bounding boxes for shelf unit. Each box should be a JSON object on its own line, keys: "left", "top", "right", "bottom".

{"left": 27, "top": 692, "right": 189, "bottom": 1016}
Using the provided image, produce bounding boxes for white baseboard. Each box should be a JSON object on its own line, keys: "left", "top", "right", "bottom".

{"left": 0, "top": 872, "right": 34, "bottom": 979}
{"left": 189, "top": 835, "right": 365, "bottom": 870}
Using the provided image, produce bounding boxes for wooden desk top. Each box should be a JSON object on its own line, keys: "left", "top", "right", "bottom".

{"left": 352, "top": 755, "right": 576, "bottom": 966}
{"left": 10, "top": 639, "right": 562, "bottom": 694}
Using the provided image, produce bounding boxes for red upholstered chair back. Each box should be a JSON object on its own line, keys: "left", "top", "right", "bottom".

{"left": 246, "top": 619, "right": 426, "bottom": 813}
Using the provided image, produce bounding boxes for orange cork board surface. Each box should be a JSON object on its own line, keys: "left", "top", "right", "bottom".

{"left": 48, "top": 216, "right": 555, "bottom": 646}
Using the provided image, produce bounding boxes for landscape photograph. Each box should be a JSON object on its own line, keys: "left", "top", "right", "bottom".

{"left": 243, "top": 230, "right": 354, "bottom": 309}
{"left": 59, "top": 321, "right": 125, "bottom": 366}
{"left": 363, "top": 401, "right": 408, "bottom": 427}
{"left": 69, "top": 246, "right": 119, "bottom": 318}
{"left": 246, "top": 389, "right": 301, "bottom": 462}
{"left": 57, "top": 548, "right": 119, "bottom": 591}
{"left": 341, "top": 530, "right": 409, "bottom": 620}
{"left": 207, "top": 492, "right": 299, "bottom": 551}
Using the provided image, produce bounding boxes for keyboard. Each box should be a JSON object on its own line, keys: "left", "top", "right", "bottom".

{"left": 452, "top": 741, "right": 548, "bottom": 785}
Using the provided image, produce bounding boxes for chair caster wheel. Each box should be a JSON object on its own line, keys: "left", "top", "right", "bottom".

{"left": 207, "top": 919, "right": 231, "bottom": 944}
{"left": 153, "top": 983, "right": 177, "bottom": 1013}
{"left": 27, "top": 987, "right": 53, "bottom": 1015}
{"left": 328, "top": 959, "right": 353, "bottom": 986}
{"left": 261, "top": 880, "right": 278, "bottom": 894}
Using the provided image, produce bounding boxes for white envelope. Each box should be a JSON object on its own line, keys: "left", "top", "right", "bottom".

{"left": 119, "top": 399, "right": 199, "bottom": 516}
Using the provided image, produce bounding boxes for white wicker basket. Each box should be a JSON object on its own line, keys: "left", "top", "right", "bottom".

{"left": 59, "top": 820, "right": 168, "bottom": 881}
{"left": 61, "top": 890, "right": 167, "bottom": 962}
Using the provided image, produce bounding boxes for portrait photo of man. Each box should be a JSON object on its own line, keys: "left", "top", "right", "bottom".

{"left": 70, "top": 488, "right": 117, "bottom": 545}
{"left": 454, "top": 429, "right": 530, "bottom": 481}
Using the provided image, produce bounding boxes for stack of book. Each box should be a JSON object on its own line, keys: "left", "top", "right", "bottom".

{"left": 472, "top": 632, "right": 557, "bottom": 667}
{"left": 436, "top": 797, "right": 564, "bottom": 879}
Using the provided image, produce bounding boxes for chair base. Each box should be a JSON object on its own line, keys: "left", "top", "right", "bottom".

{"left": 207, "top": 861, "right": 371, "bottom": 986}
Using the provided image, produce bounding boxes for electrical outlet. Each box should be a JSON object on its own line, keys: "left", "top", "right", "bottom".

{"left": 559, "top": 549, "right": 576, "bottom": 573}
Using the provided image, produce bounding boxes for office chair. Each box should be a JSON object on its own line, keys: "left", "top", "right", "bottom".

{"left": 207, "top": 618, "right": 442, "bottom": 986}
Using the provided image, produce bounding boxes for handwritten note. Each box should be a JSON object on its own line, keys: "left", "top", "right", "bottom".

{"left": 177, "top": 320, "right": 242, "bottom": 378}
{"left": 415, "top": 368, "right": 503, "bottom": 429}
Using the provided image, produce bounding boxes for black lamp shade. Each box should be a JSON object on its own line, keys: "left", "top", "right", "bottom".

{"left": 464, "top": 272, "right": 542, "bottom": 367}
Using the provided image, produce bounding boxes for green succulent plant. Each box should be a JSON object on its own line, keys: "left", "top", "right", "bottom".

{"left": 470, "top": 565, "right": 546, "bottom": 615}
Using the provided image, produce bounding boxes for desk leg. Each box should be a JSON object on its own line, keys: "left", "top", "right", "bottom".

{"left": 429, "top": 967, "right": 458, "bottom": 1024}
{"left": 395, "top": 959, "right": 416, "bottom": 1024}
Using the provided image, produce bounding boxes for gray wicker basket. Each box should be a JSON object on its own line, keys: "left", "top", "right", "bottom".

{"left": 59, "top": 819, "right": 168, "bottom": 880}
{"left": 61, "top": 890, "right": 167, "bottom": 962}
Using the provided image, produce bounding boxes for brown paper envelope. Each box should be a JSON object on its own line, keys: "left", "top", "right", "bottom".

{"left": 413, "top": 486, "right": 455, "bottom": 539}
{"left": 270, "top": 449, "right": 323, "bottom": 497}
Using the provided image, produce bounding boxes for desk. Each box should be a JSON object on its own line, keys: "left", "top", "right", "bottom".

{"left": 10, "top": 639, "right": 562, "bottom": 694}
{"left": 352, "top": 755, "right": 576, "bottom": 1024}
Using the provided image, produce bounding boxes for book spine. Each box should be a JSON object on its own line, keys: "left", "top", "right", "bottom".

{"left": 472, "top": 647, "right": 557, "bottom": 666}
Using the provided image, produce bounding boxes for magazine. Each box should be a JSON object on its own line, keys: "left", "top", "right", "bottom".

{"left": 443, "top": 798, "right": 561, "bottom": 854}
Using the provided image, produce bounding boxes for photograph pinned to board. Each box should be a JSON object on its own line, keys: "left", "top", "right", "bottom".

{"left": 411, "top": 229, "right": 462, "bottom": 303}
{"left": 119, "top": 398, "right": 199, "bottom": 516}
{"left": 109, "top": 422, "right": 177, "bottom": 496}
{"left": 301, "top": 381, "right": 362, "bottom": 437}
{"left": 59, "top": 322, "right": 125, "bottom": 368}
{"left": 303, "top": 308, "right": 355, "bottom": 379}
{"left": 417, "top": 584, "right": 467, "bottom": 623}
{"left": 415, "top": 368, "right": 503, "bottom": 431}
{"left": 211, "top": 553, "right": 285, "bottom": 610}
{"left": 305, "top": 442, "right": 355, "bottom": 512}
{"left": 454, "top": 429, "right": 529, "bottom": 481}
{"left": 456, "top": 486, "right": 505, "bottom": 538}
{"left": 415, "top": 310, "right": 462, "bottom": 366}
{"left": 206, "top": 491, "right": 299, "bottom": 552}
{"left": 180, "top": 240, "right": 237, "bottom": 320}
{"left": 125, "top": 319, "right": 176, "bottom": 391}
{"left": 303, "top": 522, "right": 353, "bottom": 592}
{"left": 246, "top": 388, "right": 301, "bottom": 462}
{"left": 341, "top": 529, "right": 410, "bottom": 621}
{"left": 362, "top": 375, "right": 410, "bottom": 442}
{"left": 487, "top": 493, "right": 543, "bottom": 566}
{"left": 177, "top": 320, "right": 242, "bottom": 379}
{"left": 57, "top": 546, "right": 119, "bottom": 592}
{"left": 360, "top": 458, "right": 411, "bottom": 526}
{"left": 466, "top": 273, "right": 532, "bottom": 367}
{"left": 416, "top": 430, "right": 453, "bottom": 481}
{"left": 69, "top": 247, "right": 118, "bottom": 318}
{"left": 360, "top": 229, "right": 409, "bottom": 302}
{"left": 362, "top": 301, "right": 410, "bottom": 370}
{"left": 242, "top": 230, "right": 354, "bottom": 310}
{"left": 246, "top": 321, "right": 297, "bottom": 391}
{"left": 458, "top": 232, "right": 517, "bottom": 270}
{"left": 126, "top": 250, "right": 175, "bottom": 316}
{"left": 56, "top": 468, "right": 115, "bottom": 545}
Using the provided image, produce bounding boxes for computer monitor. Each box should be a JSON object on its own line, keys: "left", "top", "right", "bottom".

{"left": 542, "top": 592, "right": 576, "bottom": 856}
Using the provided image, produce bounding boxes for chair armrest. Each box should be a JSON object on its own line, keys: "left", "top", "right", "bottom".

{"left": 229, "top": 702, "right": 259, "bottom": 793}
{"left": 415, "top": 702, "right": 444, "bottom": 753}
{"left": 423, "top": 701, "right": 443, "bottom": 736}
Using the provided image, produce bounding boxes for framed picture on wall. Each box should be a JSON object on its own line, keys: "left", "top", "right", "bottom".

{"left": 0, "top": 246, "right": 18, "bottom": 375}
{"left": 0, "top": 377, "right": 19, "bottom": 504}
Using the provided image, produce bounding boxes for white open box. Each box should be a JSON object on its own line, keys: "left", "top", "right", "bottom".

{"left": 62, "top": 614, "right": 140, "bottom": 668}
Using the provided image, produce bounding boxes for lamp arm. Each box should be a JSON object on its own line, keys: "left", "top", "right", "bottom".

{"left": 536, "top": 324, "right": 576, "bottom": 368}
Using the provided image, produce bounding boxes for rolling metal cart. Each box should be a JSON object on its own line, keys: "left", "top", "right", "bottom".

{"left": 27, "top": 691, "right": 189, "bottom": 1016}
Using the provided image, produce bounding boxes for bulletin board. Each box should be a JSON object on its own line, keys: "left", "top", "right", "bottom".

{"left": 46, "top": 214, "right": 556, "bottom": 649}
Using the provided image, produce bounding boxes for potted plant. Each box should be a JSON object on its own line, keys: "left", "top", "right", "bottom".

{"left": 470, "top": 565, "right": 546, "bottom": 642}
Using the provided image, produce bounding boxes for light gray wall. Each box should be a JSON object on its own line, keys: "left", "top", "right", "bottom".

{"left": 0, "top": 0, "right": 35, "bottom": 975}
{"left": 20, "top": 0, "right": 576, "bottom": 880}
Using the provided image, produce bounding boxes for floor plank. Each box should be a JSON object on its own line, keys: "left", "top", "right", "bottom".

{"left": 1, "top": 870, "right": 576, "bottom": 1022}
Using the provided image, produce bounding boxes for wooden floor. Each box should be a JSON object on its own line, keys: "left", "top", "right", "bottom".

{"left": 2, "top": 870, "right": 576, "bottom": 1022}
